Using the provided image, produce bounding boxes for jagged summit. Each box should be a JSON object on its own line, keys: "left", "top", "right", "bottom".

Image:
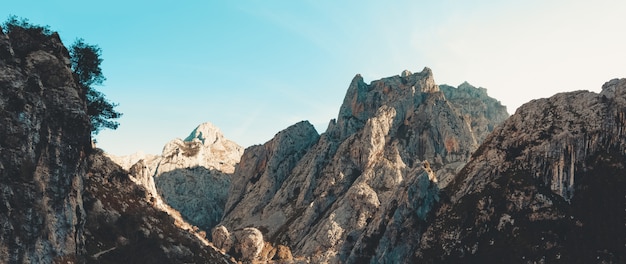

{"left": 333, "top": 67, "right": 441, "bottom": 141}
{"left": 110, "top": 121, "right": 242, "bottom": 175}
{"left": 184, "top": 121, "right": 223, "bottom": 145}
{"left": 160, "top": 122, "right": 243, "bottom": 174}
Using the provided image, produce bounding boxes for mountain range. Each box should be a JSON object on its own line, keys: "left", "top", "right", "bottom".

{"left": 1, "top": 23, "right": 624, "bottom": 263}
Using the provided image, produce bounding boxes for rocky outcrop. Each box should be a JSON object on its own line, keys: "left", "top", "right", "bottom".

{"left": 0, "top": 24, "right": 232, "bottom": 263}
{"left": 212, "top": 225, "right": 234, "bottom": 253}
{"left": 109, "top": 122, "right": 244, "bottom": 232}
{"left": 236, "top": 227, "right": 265, "bottom": 262}
{"left": 416, "top": 79, "right": 626, "bottom": 263}
{"left": 219, "top": 68, "right": 508, "bottom": 262}
{"left": 212, "top": 225, "right": 297, "bottom": 263}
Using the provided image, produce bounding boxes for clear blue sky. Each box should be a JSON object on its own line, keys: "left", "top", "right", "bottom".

{"left": 5, "top": 1, "right": 626, "bottom": 155}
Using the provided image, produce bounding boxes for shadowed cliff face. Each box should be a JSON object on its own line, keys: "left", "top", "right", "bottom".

{"left": 83, "top": 151, "right": 235, "bottom": 263}
{"left": 0, "top": 25, "right": 91, "bottom": 263}
{"left": 155, "top": 166, "right": 231, "bottom": 232}
{"left": 0, "top": 25, "right": 233, "bottom": 263}
{"left": 417, "top": 79, "right": 626, "bottom": 263}
{"left": 218, "top": 68, "right": 508, "bottom": 262}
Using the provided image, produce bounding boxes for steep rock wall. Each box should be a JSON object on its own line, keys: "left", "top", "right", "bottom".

{"left": 0, "top": 25, "right": 90, "bottom": 263}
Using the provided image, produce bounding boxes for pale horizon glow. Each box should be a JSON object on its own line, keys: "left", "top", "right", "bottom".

{"left": 4, "top": 1, "right": 626, "bottom": 155}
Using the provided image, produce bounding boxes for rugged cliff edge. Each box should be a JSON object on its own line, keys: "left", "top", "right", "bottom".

{"left": 0, "top": 25, "right": 232, "bottom": 263}
{"left": 217, "top": 68, "right": 508, "bottom": 262}
{"left": 416, "top": 80, "right": 626, "bottom": 263}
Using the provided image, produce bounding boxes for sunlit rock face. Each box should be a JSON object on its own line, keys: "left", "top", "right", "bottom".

{"left": 219, "top": 68, "right": 508, "bottom": 262}
{"left": 108, "top": 122, "right": 244, "bottom": 232}
{"left": 417, "top": 79, "right": 626, "bottom": 263}
{"left": 160, "top": 122, "right": 243, "bottom": 175}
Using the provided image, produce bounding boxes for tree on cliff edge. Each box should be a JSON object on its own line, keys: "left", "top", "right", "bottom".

{"left": 70, "top": 38, "right": 122, "bottom": 135}
{"left": 3, "top": 16, "right": 122, "bottom": 136}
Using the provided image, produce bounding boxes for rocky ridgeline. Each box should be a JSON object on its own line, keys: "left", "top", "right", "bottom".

{"left": 108, "top": 122, "right": 244, "bottom": 232}
{"left": 216, "top": 68, "right": 508, "bottom": 262}
{"left": 416, "top": 79, "right": 626, "bottom": 263}
{"left": 0, "top": 25, "right": 233, "bottom": 263}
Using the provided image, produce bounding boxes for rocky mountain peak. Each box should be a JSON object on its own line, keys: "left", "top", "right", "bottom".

{"left": 159, "top": 122, "right": 243, "bottom": 174}
{"left": 333, "top": 67, "right": 441, "bottom": 141}
{"left": 184, "top": 121, "right": 223, "bottom": 145}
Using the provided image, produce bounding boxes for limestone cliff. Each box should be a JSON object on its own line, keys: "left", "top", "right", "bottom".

{"left": 0, "top": 24, "right": 90, "bottom": 263}
{"left": 0, "top": 24, "right": 232, "bottom": 263}
{"left": 416, "top": 79, "right": 626, "bottom": 263}
{"left": 218, "top": 68, "right": 508, "bottom": 262}
{"left": 109, "top": 122, "right": 244, "bottom": 232}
